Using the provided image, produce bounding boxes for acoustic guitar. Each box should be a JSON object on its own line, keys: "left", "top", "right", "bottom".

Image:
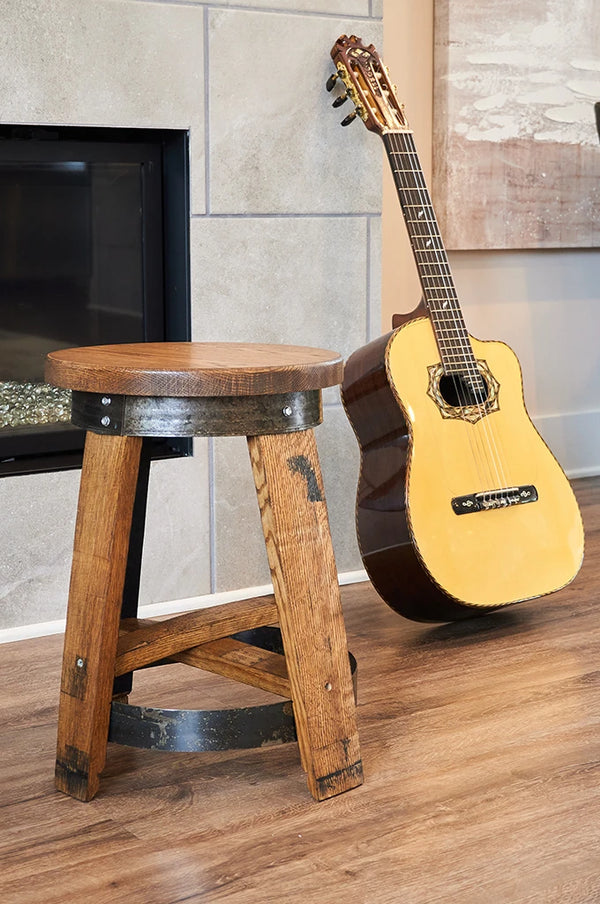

{"left": 328, "top": 35, "right": 584, "bottom": 622}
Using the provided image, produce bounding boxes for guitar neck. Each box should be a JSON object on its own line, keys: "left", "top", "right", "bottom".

{"left": 383, "top": 131, "right": 473, "bottom": 374}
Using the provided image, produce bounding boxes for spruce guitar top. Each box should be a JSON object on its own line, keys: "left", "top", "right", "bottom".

{"left": 328, "top": 35, "right": 584, "bottom": 622}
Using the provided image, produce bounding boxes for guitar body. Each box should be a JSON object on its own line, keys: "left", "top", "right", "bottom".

{"left": 343, "top": 307, "right": 584, "bottom": 622}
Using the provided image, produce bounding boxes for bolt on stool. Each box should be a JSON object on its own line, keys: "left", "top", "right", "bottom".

{"left": 45, "top": 341, "right": 362, "bottom": 803}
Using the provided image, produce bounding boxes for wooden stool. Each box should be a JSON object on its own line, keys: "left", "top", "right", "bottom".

{"left": 45, "top": 342, "right": 362, "bottom": 803}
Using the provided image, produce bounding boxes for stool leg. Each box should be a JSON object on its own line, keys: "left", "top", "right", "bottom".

{"left": 112, "top": 437, "right": 152, "bottom": 700}
{"left": 248, "top": 429, "right": 363, "bottom": 801}
{"left": 55, "top": 432, "right": 143, "bottom": 801}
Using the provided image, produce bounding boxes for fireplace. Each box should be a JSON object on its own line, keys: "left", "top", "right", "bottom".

{"left": 0, "top": 124, "right": 191, "bottom": 476}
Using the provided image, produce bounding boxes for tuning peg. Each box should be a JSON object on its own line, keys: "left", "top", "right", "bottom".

{"left": 326, "top": 72, "right": 338, "bottom": 92}
{"left": 332, "top": 92, "right": 348, "bottom": 108}
{"left": 341, "top": 110, "right": 358, "bottom": 126}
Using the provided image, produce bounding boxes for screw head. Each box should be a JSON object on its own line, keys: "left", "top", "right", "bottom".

{"left": 101, "top": 396, "right": 112, "bottom": 406}
{"left": 282, "top": 406, "right": 293, "bottom": 417}
{"left": 100, "top": 415, "right": 111, "bottom": 427}
{"left": 76, "top": 658, "right": 84, "bottom": 668}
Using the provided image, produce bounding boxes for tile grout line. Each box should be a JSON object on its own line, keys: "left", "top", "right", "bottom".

{"left": 124, "top": 0, "right": 379, "bottom": 21}
{"left": 190, "top": 211, "right": 382, "bottom": 219}
{"left": 208, "top": 436, "right": 217, "bottom": 594}
{"left": 204, "top": 5, "right": 211, "bottom": 216}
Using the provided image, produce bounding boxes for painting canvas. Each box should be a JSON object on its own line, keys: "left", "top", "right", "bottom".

{"left": 433, "top": 0, "right": 600, "bottom": 249}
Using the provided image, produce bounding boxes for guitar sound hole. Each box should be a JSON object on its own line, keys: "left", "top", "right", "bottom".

{"left": 439, "top": 372, "right": 489, "bottom": 409}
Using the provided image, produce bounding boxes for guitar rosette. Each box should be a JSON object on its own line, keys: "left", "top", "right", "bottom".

{"left": 426, "top": 360, "right": 500, "bottom": 424}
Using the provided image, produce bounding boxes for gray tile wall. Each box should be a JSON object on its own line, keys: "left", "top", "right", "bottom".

{"left": 0, "top": 0, "right": 382, "bottom": 631}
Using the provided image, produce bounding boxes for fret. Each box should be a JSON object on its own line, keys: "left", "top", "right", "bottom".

{"left": 433, "top": 325, "right": 469, "bottom": 335}
{"left": 396, "top": 185, "right": 430, "bottom": 195}
{"left": 433, "top": 332, "right": 469, "bottom": 341}
{"left": 425, "top": 294, "right": 459, "bottom": 302}
{"left": 413, "top": 246, "right": 445, "bottom": 256}
{"left": 443, "top": 363, "right": 485, "bottom": 376}
{"left": 393, "top": 182, "right": 428, "bottom": 192}
{"left": 431, "top": 308, "right": 466, "bottom": 329}
{"left": 413, "top": 244, "right": 446, "bottom": 254}
{"left": 408, "top": 228, "right": 442, "bottom": 237}
{"left": 407, "top": 224, "right": 442, "bottom": 235}
{"left": 406, "top": 224, "right": 437, "bottom": 231}
{"left": 408, "top": 223, "right": 445, "bottom": 237}
{"left": 430, "top": 314, "right": 466, "bottom": 324}
{"left": 425, "top": 295, "right": 457, "bottom": 303}
{"left": 437, "top": 345, "right": 472, "bottom": 354}
{"left": 432, "top": 324, "right": 468, "bottom": 335}
{"left": 406, "top": 214, "right": 439, "bottom": 224}
{"left": 435, "top": 335, "right": 471, "bottom": 345}
{"left": 418, "top": 263, "right": 452, "bottom": 273}
{"left": 410, "top": 227, "right": 443, "bottom": 236}
{"left": 396, "top": 182, "right": 429, "bottom": 190}
{"left": 438, "top": 352, "right": 478, "bottom": 361}
{"left": 434, "top": 329, "right": 470, "bottom": 339}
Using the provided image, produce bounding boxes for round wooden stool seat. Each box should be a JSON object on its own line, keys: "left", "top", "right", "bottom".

{"left": 45, "top": 341, "right": 343, "bottom": 397}
{"left": 46, "top": 342, "right": 343, "bottom": 438}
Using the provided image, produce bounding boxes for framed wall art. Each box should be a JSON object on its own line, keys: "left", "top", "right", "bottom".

{"left": 433, "top": 0, "right": 600, "bottom": 249}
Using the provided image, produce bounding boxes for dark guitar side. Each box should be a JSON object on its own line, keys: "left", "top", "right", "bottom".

{"left": 342, "top": 305, "right": 487, "bottom": 623}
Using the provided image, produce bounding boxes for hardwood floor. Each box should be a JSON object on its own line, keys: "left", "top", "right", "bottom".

{"left": 2, "top": 476, "right": 600, "bottom": 903}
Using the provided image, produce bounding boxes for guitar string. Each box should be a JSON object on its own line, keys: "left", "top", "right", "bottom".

{"left": 398, "top": 128, "right": 511, "bottom": 496}
{"left": 397, "top": 129, "right": 511, "bottom": 495}
{"left": 386, "top": 131, "right": 492, "bottom": 492}
{"left": 388, "top": 130, "right": 510, "bottom": 495}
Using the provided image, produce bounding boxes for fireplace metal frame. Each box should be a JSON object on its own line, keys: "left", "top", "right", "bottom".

{"left": 0, "top": 125, "right": 191, "bottom": 476}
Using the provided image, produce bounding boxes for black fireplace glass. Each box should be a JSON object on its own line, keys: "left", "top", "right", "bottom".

{"left": 0, "top": 126, "right": 191, "bottom": 476}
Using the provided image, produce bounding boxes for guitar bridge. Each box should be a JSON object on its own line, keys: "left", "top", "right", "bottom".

{"left": 452, "top": 485, "right": 538, "bottom": 515}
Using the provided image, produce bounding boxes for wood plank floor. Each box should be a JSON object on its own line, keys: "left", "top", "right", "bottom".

{"left": 2, "top": 476, "right": 600, "bottom": 903}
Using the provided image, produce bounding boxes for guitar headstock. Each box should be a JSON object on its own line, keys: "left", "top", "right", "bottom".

{"left": 328, "top": 35, "right": 410, "bottom": 133}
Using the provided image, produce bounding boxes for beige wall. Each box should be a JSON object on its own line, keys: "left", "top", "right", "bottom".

{"left": 383, "top": 0, "right": 600, "bottom": 477}
{"left": 382, "top": 0, "right": 434, "bottom": 323}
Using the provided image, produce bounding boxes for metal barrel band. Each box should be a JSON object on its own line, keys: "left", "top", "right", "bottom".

{"left": 71, "top": 390, "right": 322, "bottom": 437}
{"left": 108, "top": 626, "right": 358, "bottom": 753}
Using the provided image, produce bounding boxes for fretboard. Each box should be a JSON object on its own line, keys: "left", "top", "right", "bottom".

{"left": 383, "top": 130, "right": 477, "bottom": 376}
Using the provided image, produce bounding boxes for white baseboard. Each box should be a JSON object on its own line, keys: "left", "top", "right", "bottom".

{"left": 0, "top": 568, "right": 369, "bottom": 646}
{"left": 533, "top": 409, "right": 600, "bottom": 479}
